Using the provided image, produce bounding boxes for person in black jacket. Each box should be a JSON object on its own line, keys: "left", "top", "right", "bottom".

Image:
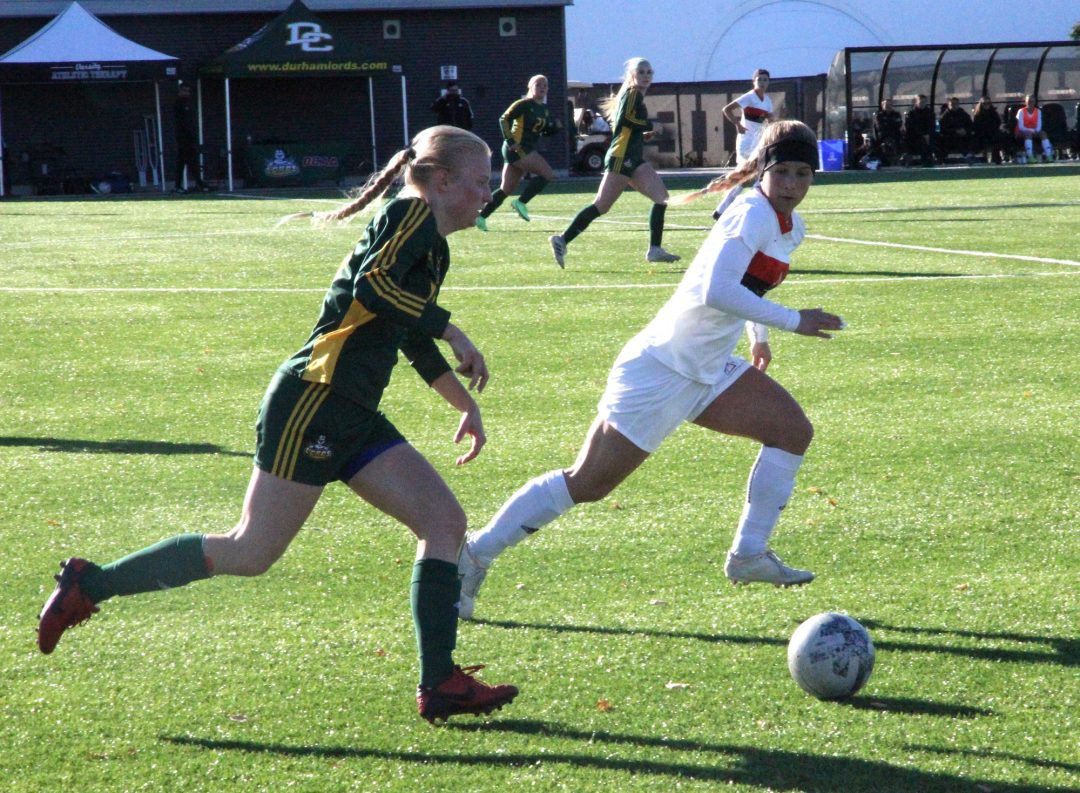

{"left": 872, "top": 98, "right": 903, "bottom": 166}
{"left": 174, "top": 83, "right": 211, "bottom": 192}
{"left": 903, "top": 94, "right": 935, "bottom": 166}
{"left": 972, "top": 96, "right": 1010, "bottom": 164}
{"left": 431, "top": 82, "right": 474, "bottom": 130}
{"left": 938, "top": 97, "right": 975, "bottom": 162}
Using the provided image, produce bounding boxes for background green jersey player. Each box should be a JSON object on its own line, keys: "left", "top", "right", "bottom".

{"left": 548, "top": 58, "right": 681, "bottom": 267}
{"left": 477, "top": 75, "right": 563, "bottom": 230}
{"left": 37, "top": 126, "right": 519, "bottom": 724}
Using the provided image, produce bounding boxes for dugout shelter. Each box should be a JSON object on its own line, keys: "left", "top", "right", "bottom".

{"left": 826, "top": 41, "right": 1080, "bottom": 168}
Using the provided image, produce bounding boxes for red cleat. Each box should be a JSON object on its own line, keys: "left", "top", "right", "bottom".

{"left": 416, "top": 664, "right": 518, "bottom": 724}
{"left": 38, "top": 558, "right": 99, "bottom": 654}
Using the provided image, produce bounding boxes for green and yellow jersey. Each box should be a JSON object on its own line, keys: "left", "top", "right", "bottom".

{"left": 605, "top": 87, "right": 653, "bottom": 175}
{"left": 279, "top": 196, "right": 453, "bottom": 410}
{"left": 500, "top": 97, "right": 558, "bottom": 154}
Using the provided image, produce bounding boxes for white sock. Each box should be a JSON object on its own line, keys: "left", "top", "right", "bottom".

{"left": 730, "top": 446, "right": 804, "bottom": 556}
{"left": 468, "top": 470, "right": 574, "bottom": 565}
{"left": 1042, "top": 138, "right": 1053, "bottom": 157}
{"left": 1025, "top": 139, "right": 1034, "bottom": 158}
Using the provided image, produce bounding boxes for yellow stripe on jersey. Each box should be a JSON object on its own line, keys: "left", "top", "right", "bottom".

{"left": 622, "top": 88, "right": 646, "bottom": 126}
{"left": 373, "top": 200, "right": 427, "bottom": 271}
{"left": 501, "top": 99, "right": 528, "bottom": 143}
{"left": 367, "top": 269, "right": 427, "bottom": 316}
{"left": 358, "top": 200, "right": 432, "bottom": 314}
{"left": 610, "top": 127, "right": 632, "bottom": 172}
{"left": 272, "top": 381, "right": 332, "bottom": 480}
{"left": 302, "top": 299, "right": 378, "bottom": 384}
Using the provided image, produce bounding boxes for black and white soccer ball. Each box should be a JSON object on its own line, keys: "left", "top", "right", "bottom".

{"left": 788, "top": 612, "right": 875, "bottom": 700}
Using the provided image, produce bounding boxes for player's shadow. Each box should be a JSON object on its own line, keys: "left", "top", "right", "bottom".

{"left": 0, "top": 435, "right": 249, "bottom": 457}
{"left": 474, "top": 617, "right": 1077, "bottom": 668}
{"left": 162, "top": 724, "right": 1074, "bottom": 793}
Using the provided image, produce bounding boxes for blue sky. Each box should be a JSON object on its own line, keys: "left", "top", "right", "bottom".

{"left": 565, "top": 0, "right": 1079, "bottom": 83}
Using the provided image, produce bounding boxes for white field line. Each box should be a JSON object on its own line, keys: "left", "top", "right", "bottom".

{"left": 805, "top": 235, "right": 1080, "bottom": 267}
{"left": 0, "top": 270, "right": 1076, "bottom": 294}
{"left": 511, "top": 213, "right": 1080, "bottom": 268}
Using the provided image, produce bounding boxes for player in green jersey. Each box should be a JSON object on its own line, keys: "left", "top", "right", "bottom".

{"left": 37, "top": 125, "right": 519, "bottom": 724}
{"left": 549, "top": 58, "right": 681, "bottom": 268}
{"left": 476, "top": 74, "right": 562, "bottom": 231}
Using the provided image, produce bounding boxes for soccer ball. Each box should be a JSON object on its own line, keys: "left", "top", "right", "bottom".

{"left": 788, "top": 612, "right": 875, "bottom": 700}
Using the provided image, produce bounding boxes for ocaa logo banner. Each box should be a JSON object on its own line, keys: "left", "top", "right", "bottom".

{"left": 285, "top": 22, "right": 333, "bottom": 52}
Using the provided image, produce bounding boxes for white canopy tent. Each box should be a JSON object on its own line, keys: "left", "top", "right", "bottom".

{"left": 0, "top": 1, "right": 178, "bottom": 196}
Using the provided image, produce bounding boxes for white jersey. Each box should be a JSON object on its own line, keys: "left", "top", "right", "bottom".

{"left": 735, "top": 90, "right": 773, "bottom": 162}
{"left": 620, "top": 188, "right": 803, "bottom": 384}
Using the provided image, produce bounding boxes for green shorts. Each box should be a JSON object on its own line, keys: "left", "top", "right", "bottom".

{"left": 605, "top": 150, "right": 645, "bottom": 177}
{"left": 501, "top": 141, "right": 533, "bottom": 166}
{"left": 254, "top": 371, "right": 406, "bottom": 486}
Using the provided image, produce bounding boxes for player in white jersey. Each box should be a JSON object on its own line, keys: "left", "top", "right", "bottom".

{"left": 725, "top": 69, "right": 775, "bottom": 165}
{"left": 458, "top": 121, "right": 845, "bottom": 620}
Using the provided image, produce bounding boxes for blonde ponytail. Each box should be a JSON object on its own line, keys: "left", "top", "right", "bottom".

{"left": 276, "top": 148, "right": 414, "bottom": 227}
{"left": 276, "top": 125, "right": 489, "bottom": 228}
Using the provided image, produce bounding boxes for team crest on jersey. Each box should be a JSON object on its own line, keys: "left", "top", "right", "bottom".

{"left": 304, "top": 435, "right": 333, "bottom": 462}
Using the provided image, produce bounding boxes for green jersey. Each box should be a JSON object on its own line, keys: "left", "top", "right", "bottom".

{"left": 606, "top": 87, "right": 653, "bottom": 174}
{"left": 279, "top": 197, "right": 452, "bottom": 411}
{"left": 500, "top": 97, "right": 558, "bottom": 153}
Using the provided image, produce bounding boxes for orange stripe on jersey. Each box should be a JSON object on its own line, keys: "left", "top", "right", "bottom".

{"left": 775, "top": 210, "right": 793, "bottom": 234}
{"left": 745, "top": 251, "right": 789, "bottom": 290}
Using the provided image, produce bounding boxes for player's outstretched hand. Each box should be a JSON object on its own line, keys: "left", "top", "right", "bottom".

{"left": 795, "top": 309, "right": 846, "bottom": 339}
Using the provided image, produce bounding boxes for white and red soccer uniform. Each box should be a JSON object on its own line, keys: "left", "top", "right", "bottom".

{"left": 598, "top": 188, "right": 801, "bottom": 451}
{"left": 1015, "top": 106, "right": 1043, "bottom": 138}
{"left": 734, "top": 90, "right": 774, "bottom": 163}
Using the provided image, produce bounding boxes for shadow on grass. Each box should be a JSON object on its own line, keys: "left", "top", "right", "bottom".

{"left": 162, "top": 725, "right": 1072, "bottom": 792}
{"left": 475, "top": 618, "right": 1077, "bottom": 667}
{"left": 0, "top": 435, "right": 249, "bottom": 457}
{"left": 904, "top": 744, "right": 1080, "bottom": 774}
{"left": 860, "top": 619, "right": 1080, "bottom": 668}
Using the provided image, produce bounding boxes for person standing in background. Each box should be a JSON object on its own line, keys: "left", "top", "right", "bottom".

{"left": 724, "top": 69, "right": 774, "bottom": 166}
{"left": 432, "top": 82, "right": 474, "bottom": 130}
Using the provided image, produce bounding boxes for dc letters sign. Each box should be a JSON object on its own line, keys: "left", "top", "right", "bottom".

{"left": 285, "top": 22, "right": 333, "bottom": 52}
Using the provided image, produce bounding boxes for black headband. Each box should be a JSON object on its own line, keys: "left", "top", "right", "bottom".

{"left": 760, "top": 138, "right": 819, "bottom": 172}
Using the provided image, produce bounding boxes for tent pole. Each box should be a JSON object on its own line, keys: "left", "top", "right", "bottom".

{"left": 368, "top": 76, "right": 377, "bottom": 172}
{"left": 225, "top": 78, "right": 234, "bottom": 192}
{"left": 401, "top": 75, "right": 409, "bottom": 147}
{"left": 155, "top": 81, "right": 166, "bottom": 193}
{"left": 196, "top": 78, "right": 205, "bottom": 184}
{"left": 0, "top": 86, "right": 5, "bottom": 198}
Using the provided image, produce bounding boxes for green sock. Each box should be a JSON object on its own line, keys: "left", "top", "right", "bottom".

{"left": 83, "top": 533, "right": 212, "bottom": 603}
{"left": 563, "top": 203, "right": 600, "bottom": 244}
{"left": 411, "top": 558, "right": 460, "bottom": 688}
{"left": 649, "top": 203, "right": 667, "bottom": 247}
{"left": 480, "top": 189, "right": 507, "bottom": 218}
{"left": 517, "top": 176, "right": 549, "bottom": 204}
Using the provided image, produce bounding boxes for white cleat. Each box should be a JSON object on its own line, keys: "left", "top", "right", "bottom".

{"left": 549, "top": 235, "right": 567, "bottom": 269}
{"left": 646, "top": 245, "right": 681, "bottom": 263}
{"left": 457, "top": 543, "right": 490, "bottom": 620}
{"left": 724, "top": 550, "right": 815, "bottom": 587}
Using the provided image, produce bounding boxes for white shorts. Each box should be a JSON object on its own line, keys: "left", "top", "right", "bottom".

{"left": 597, "top": 350, "right": 750, "bottom": 453}
{"left": 736, "top": 124, "right": 765, "bottom": 164}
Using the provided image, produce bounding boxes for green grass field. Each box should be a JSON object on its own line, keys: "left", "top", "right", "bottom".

{"left": 1, "top": 164, "right": 1078, "bottom": 792}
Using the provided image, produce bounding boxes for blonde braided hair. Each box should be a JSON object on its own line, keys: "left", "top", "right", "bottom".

{"left": 277, "top": 125, "right": 490, "bottom": 226}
